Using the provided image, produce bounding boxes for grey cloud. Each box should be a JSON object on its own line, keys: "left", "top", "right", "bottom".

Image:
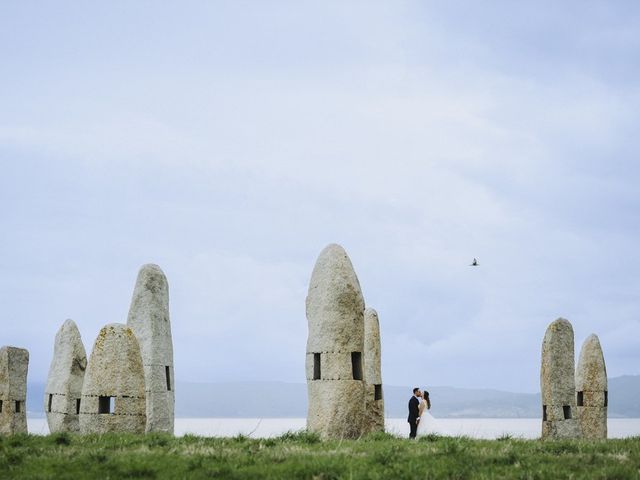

{"left": 1, "top": 1, "right": 638, "bottom": 392}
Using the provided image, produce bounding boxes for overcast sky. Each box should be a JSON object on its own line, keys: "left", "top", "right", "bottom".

{"left": 1, "top": 1, "right": 639, "bottom": 393}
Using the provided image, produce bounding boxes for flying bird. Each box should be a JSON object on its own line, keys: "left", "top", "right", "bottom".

{"left": 470, "top": 258, "right": 479, "bottom": 266}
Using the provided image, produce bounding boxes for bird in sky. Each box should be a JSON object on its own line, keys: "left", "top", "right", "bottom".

{"left": 470, "top": 258, "right": 479, "bottom": 266}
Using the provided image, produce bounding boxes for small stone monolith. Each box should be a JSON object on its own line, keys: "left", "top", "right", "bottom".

{"left": 0, "top": 346, "right": 29, "bottom": 435}
{"left": 576, "top": 334, "right": 607, "bottom": 439}
{"left": 127, "top": 264, "right": 174, "bottom": 434}
{"left": 79, "top": 324, "right": 146, "bottom": 434}
{"left": 306, "top": 244, "right": 366, "bottom": 439}
{"left": 363, "top": 307, "right": 384, "bottom": 433}
{"left": 540, "top": 318, "right": 581, "bottom": 439}
{"left": 44, "top": 319, "right": 87, "bottom": 433}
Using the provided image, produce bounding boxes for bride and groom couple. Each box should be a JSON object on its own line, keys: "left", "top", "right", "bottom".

{"left": 408, "top": 387, "right": 432, "bottom": 439}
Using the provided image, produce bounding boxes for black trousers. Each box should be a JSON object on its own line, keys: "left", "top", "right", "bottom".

{"left": 409, "top": 420, "right": 418, "bottom": 439}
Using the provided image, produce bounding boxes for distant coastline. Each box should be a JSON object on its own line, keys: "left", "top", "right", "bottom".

{"left": 25, "top": 375, "right": 640, "bottom": 419}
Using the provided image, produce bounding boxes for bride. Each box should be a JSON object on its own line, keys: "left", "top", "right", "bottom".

{"left": 417, "top": 390, "right": 435, "bottom": 436}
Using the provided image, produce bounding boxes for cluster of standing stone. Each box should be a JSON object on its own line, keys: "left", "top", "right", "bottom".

{"left": 540, "top": 318, "right": 607, "bottom": 440}
{"left": 305, "top": 244, "right": 384, "bottom": 439}
{"left": 42, "top": 264, "right": 174, "bottom": 435}
{"left": 4, "top": 253, "right": 615, "bottom": 443}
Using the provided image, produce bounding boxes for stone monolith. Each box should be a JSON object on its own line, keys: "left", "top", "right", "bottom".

{"left": 79, "top": 324, "right": 146, "bottom": 434}
{"left": 44, "top": 319, "right": 87, "bottom": 433}
{"left": 306, "top": 244, "right": 366, "bottom": 439}
{"left": 127, "top": 264, "right": 174, "bottom": 434}
{"left": 576, "top": 334, "right": 607, "bottom": 439}
{"left": 540, "top": 318, "right": 581, "bottom": 439}
{"left": 363, "top": 307, "right": 384, "bottom": 433}
{"left": 0, "top": 346, "right": 29, "bottom": 435}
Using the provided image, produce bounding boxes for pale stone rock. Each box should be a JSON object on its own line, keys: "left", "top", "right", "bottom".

{"left": 0, "top": 346, "right": 29, "bottom": 435}
{"left": 306, "top": 244, "right": 366, "bottom": 439}
{"left": 540, "top": 318, "right": 581, "bottom": 439}
{"left": 363, "top": 308, "right": 384, "bottom": 434}
{"left": 127, "top": 264, "right": 174, "bottom": 434}
{"left": 79, "top": 324, "right": 146, "bottom": 434}
{"left": 44, "top": 319, "right": 87, "bottom": 433}
{"left": 576, "top": 334, "right": 607, "bottom": 439}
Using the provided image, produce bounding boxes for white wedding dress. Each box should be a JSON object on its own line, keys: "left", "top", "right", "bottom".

{"left": 417, "top": 400, "right": 436, "bottom": 437}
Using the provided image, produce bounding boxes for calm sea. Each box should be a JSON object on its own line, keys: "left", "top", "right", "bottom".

{"left": 26, "top": 417, "right": 640, "bottom": 439}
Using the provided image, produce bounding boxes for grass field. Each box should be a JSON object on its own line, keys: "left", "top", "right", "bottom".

{"left": 1, "top": 431, "right": 639, "bottom": 479}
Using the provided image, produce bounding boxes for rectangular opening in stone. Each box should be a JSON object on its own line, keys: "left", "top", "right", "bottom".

{"left": 604, "top": 391, "right": 608, "bottom": 407}
{"left": 374, "top": 384, "right": 382, "bottom": 401}
{"left": 76, "top": 398, "right": 81, "bottom": 415}
{"left": 15, "top": 401, "right": 21, "bottom": 413}
{"left": 351, "top": 352, "right": 363, "bottom": 381}
{"left": 542, "top": 405, "right": 547, "bottom": 421}
{"left": 98, "top": 396, "right": 114, "bottom": 414}
{"left": 577, "top": 391, "right": 584, "bottom": 407}
{"left": 166, "top": 366, "right": 172, "bottom": 391}
{"left": 563, "top": 405, "right": 572, "bottom": 419}
{"left": 313, "top": 353, "right": 321, "bottom": 380}
{"left": 0, "top": 400, "right": 2, "bottom": 413}
{"left": 48, "top": 394, "right": 53, "bottom": 413}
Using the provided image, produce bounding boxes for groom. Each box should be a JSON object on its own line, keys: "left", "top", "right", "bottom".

{"left": 408, "top": 387, "right": 422, "bottom": 439}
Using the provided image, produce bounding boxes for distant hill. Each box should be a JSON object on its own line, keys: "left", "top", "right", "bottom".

{"left": 608, "top": 375, "right": 640, "bottom": 418}
{"left": 26, "top": 375, "right": 640, "bottom": 418}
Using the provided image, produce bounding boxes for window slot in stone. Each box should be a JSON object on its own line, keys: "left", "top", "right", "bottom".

{"left": 48, "top": 394, "right": 53, "bottom": 413}
{"left": 604, "top": 391, "right": 608, "bottom": 407}
{"left": 98, "top": 396, "right": 114, "bottom": 414}
{"left": 15, "top": 401, "right": 21, "bottom": 413}
{"left": 165, "top": 366, "right": 172, "bottom": 391}
{"left": 577, "top": 391, "right": 584, "bottom": 407}
{"left": 563, "top": 405, "right": 571, "bottom": 419}
{"left": 0, "top": 400, "right": 3, "bottom": 413}
{"left": 542, "top": 405, "right": 547, "bottom": 421}
{"left": 351, "top": 352, "right": 363, "bottom": 381}
{"left": 313, "top": 353, "right": 321, "bottom": 380}
{"left": 76, "top": 398, "right": 81, "bottom": 415}
{"left": 374, "top": 384, "right": 382, "bottom": 401}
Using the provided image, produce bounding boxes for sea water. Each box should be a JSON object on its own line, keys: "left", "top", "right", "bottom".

{"left": 26, "top": 417, "right": 640, "bottom": 438}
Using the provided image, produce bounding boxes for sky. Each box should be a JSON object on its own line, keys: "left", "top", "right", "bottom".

{"left": 1, "top": 1, "right": 639, "bottom": 393}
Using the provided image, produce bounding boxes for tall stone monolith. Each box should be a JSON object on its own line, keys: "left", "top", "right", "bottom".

{"left": 79, "top": 324, "right": 146, "bottom": 434}
{"left": 44, "top": 319, "right": 87, "bottom": 433}
{"left": 363, "top": 307, "right": 384, "bottom": 433}
{"left": 306, "top": 244, "right": 366, "bottom": 439}
{"left": 576, "top": 334, "right": 607, "bottom": 439}
{"left": 0, "top": 346, "right": 29, "bottom": 435}
{"left": 540, "top": 318, "right": 581, "bottom": 439}
{"left": 127, "top": 264, "right": 174, "bottom": 434}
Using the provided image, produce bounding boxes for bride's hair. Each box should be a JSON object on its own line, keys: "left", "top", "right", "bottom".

{"left": 423, "top": 390, "right": 431, "bottom": 410}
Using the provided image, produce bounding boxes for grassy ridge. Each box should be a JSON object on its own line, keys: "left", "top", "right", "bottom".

{"left": 1, "top": 431, "right": 639, "bottom": 479}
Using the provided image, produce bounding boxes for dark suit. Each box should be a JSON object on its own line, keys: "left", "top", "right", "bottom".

{"left": 408, "top": 396, "right": 420, "bottom": 439}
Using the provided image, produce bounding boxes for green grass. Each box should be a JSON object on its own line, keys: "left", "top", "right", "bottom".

{"left": 1, "top": 431, "right": 639, "bottom": 479}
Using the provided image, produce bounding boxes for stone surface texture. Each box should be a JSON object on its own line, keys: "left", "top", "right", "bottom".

{"left": 127, "top": 264, "right": 174, "bottom": 434}
{"left": 79, "top": 324, "right": 146, "bottom": 434}
{"left": 306, "top": 244, "right": 366, "bottom": 439}
{"left": 540, "top": 318, "right": 581, "bottom": 439}
{"left": 44, "top": 319, "right": 87, "bottom": 433}
{"left": 363, "top": 307, "right": 384, "bottom": 433}
{"left": 576, "top": 334, "right": 607, "bottom": 439}
{"left": 0, "top": 346, "right": 29, "bottom": 435}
